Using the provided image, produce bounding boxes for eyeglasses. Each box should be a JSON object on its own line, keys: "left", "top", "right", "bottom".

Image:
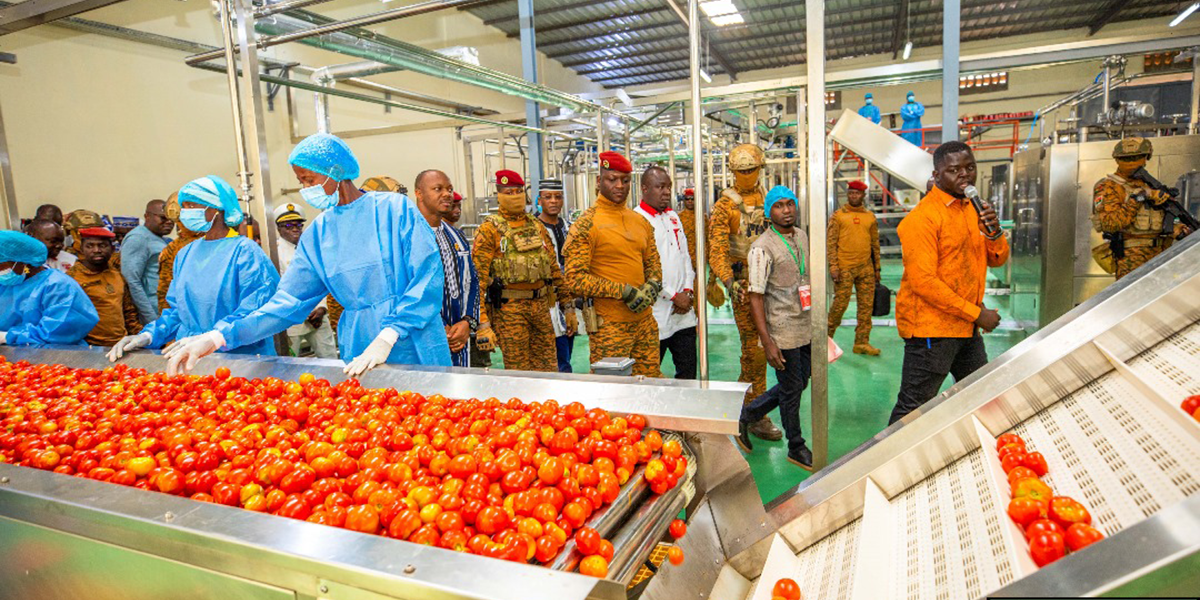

{"left": 278, "top": 222, "right": 305, "bottom": 230}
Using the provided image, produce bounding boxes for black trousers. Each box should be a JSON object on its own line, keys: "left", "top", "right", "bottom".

{"left": 659, "top": 326, "right": 697, "bottom": 380}
{"left": 740, "top": 344, "right": 812, "bottom": 454}
{"left": 889, "top": 333, "right": 989, "bottom": 424}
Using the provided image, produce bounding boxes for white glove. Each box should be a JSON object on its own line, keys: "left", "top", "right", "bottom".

{"left": 107, "top": 332, "right": 152, "bottom": 362}
{"left": 0, "top": 331, "right": 7, "bottom": 345}
{"left": 344, "top": 327, "right": 399, "bottom": 377}
{"left": 164, "top": 331, "right": 225, "bottom": 376}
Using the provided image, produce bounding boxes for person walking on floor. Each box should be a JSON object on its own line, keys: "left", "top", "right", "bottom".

{"left": 827, "top": 180, "right": 881, "bottom": 356}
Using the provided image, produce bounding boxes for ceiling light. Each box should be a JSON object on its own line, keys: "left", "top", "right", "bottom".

{"left": 615, "top": 88, "right": 633, "bottom": 108}
{"left": 1171, "top": 2, "right": 1200, "bottom": 26}
{"left": 710, "top": 13, "right": 744, "bottom": 26}
{"left": 699, "top": 69, "right": 712, "bottom": 83}
{"left": 902, "top": 40, "right": 912, "bottom": 60}
{"left": 607, "top": 117, "right": 620, "bottom": 128}
{"left": 699, "top": 0, "right": 737, "bottom": 17}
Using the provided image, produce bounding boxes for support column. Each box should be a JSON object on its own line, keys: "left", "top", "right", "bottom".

{"left": 666, "top": 133, "right": 676, "bottom": 199}
{"left": 518, "top": 0, "right": 543, "bottom": 199}
{"left": 1191, "top": 47, "right": 1200, "bottom": 134}
{"left": 232, "top": 0, "right": 279, "bottom": 267}
{"left": 795, "top": 88, "right": 807, "bottom": 230}
{"left": 805, "top": 0, "right": 829, "bottom": 470}
{"left": 942, "top": 0, "right": 960, "bottom": 143}
{"left": 0, "top": 95, "right": 17, "bottom": 231}
{"left": 688, "top": 0, "right": 708, "bottom": 380}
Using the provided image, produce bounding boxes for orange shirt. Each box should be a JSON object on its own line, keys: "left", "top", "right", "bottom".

{"left": 563, "top": 195, "right": 661, "bottom": 323}
{"left": 896, "top": 186, "right": 1009, "bottom": 339}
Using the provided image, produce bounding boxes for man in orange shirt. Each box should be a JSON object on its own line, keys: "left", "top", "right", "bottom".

{"left": 828, "top": 180, "right": 881, "bottom": 355}
{"left": 563, "top": 151, "right": 663, "bottom": 377}
{"left": 891, "top": 141, "right": 1008, "bottom": 424}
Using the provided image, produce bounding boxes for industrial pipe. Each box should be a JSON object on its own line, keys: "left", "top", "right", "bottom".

{"left": 218, "top": 0, "right": 253, "bottom": 201}
{"left": 252, "top": 0, "right": 332, "bottom": 19}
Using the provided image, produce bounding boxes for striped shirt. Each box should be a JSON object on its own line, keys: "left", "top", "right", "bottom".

{"left": 435, "top": 222, "right": 480, "bottom": 367}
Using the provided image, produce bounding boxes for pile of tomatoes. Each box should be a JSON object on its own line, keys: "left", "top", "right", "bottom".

{"left": 0, "top": 358, "right": 689, "bottom": 575}
{"left": 1180, "top": 395, "right": 1200, "bottom": 423}
{"left": 997, "top": 433, "right": 1104, "bottom": 567}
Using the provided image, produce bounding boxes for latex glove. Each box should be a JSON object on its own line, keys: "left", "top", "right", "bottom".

{"left": 563, "top": 306, "right": 578, "bottom": 336}
{"left": 107, "top": 332, "right": 152, "bottom": 362}
{"left": 344, "top": 327, "right": 398, "bottom": 377}
{"left": 0, "top": 331, "right": 7, "bottom": 345}
{"left": 164, "top": 331, "right": 225, "bottom": 376}
{"left": 476, "top": 324, "right": 496, "bottom": 352}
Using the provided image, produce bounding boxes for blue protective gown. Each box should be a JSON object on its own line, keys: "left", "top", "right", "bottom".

{"left": 900, "top": 101, "right": 926, "bottom": 145}
{"left": 0, "top": 269, "right": 98, "bottom": 347}
{"left": 143, "top": 236, "right": 279, "bottom": 356}
{"left": 858, "top": 104, "right": 881, "bottom": 124}
{"left": 217, "top": 192, "right": 451, "bottom": 367}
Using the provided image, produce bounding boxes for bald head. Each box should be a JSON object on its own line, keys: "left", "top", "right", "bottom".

{"left": 35, "top": 204, "right": 62, "bottom": 226}
{"left": 25, "top": 218, "right": 65, "bottom": 260}
{"left": 414, "top": 169, "right": 453, "bottom": 227}
{"left": 144, "top": 198, "right": 174, "bottom": 237}
{"left": 641, "top": 166, "right": 672, "bottom": 212}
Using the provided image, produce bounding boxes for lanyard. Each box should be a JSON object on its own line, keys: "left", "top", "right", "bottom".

{"left": 771, "top": 226, "right": 806, "bottom": 277}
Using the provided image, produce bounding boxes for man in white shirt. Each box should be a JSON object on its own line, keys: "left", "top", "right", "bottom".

{"left": 634, "top": 166, "right": 697, "bottom": 379}
{"left": 25, "top": 218, "right": 76, "bottom": 273}
{"left": 273, "top": 203, "right": 338, "bottom": 359}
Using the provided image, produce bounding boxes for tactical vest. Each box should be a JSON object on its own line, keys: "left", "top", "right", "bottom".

{"left": 487, "top": 214, "right": 554, "bottom": 284}
{"left": 724, "top": 187, "right": 767, "bottom": 261}
{"left": 1098, "top": 174, "right": 1165, "bottom": 237}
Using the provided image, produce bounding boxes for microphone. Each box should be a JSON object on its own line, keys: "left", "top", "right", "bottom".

{"left": 964, "top": 185, "right": 999, "bottom": 237}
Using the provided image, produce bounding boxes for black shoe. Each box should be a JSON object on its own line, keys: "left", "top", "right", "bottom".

{"left": 735, "top": 421, "right": 753, "bottom": 453}
{"left": 787, "top": 447, "right": 814, "bottom": 472}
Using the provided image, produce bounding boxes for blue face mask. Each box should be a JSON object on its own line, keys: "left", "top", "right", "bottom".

{"left": 180, "top": 208, "right": 214, "bottom": 233}
{"left": 866, "top": 98, "right": 873, "bottom": 105}
{"left": 300, "top": 177, "right": 339, "bottom": 210}
{"left": 0, "top": 267, "right": 24, "bottom": 286}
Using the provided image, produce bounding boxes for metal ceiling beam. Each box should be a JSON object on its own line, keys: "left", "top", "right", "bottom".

{"left": 891, "top": 0, "right": 910, "bottom": 59}
{"left": 0, "top": 0, "right": 127, "bottom": 35}
{"left": 538, "top": 19, "right": 680, "bottom": 50}
{"left": 504, "top": 5, "right": 665, "bottom": 38}
{"left": 1087, "top": 0, "right": 1129, "bottom": 36}
{"left": 662, "top": 0, "right": 737, "bottom": 79}
{"left": 481, "top": 0, "right": 599, "bottom": 26}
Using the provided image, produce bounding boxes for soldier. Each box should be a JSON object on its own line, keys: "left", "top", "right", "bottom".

{"left": 677, "top": 188, "right": 697, "bottom": 272}
{"left": 708, "top": 143, "right": 781, "bottom": 441}
{"left": 1092, "top": 137, "right": 1193, "bottom": 280}
{"left": 472, "top": 169, "right": 571, "bottom": 372}
{"left": 564, "top": 151, "right": 663, "bottom": 378}
{"left": 828, "top": 180, "right": 881, "bottom": 355}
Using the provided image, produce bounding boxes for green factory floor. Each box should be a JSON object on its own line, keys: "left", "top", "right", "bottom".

{"left": 494, "top": 259, "right": 1027, "bottom": 505}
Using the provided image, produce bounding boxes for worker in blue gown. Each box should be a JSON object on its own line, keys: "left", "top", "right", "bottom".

{"left": 163, "top": 133, "right": 451, "bottom": 376}
{"left": 899, "top": 91, "right": 926, "bottom": 146}
{"left": 0, "top": 230, "right": 98, "bottom": 347}
{"left": 106, "top": 175, "right": 279, "bottom": 360}
{"left": 858, "top": 92, "right": 881, "bottom": 124}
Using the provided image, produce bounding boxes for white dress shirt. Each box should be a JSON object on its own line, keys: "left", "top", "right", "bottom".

{"left": 635, "top": 201, "right": 697, "bottom": 340}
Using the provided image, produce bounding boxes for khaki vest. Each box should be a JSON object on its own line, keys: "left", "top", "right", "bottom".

{"left": 724, "top": 187, "right": 767, "bottom": 261}
{"left": 1101, "top": 174, "right": 1166, "bottom": 237}
{"left": 486, "top": 214, "right": 554, "bottom": 284}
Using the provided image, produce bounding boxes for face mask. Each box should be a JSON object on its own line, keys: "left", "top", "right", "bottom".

{"left": 1117, "top": 158, "right": 1147, "bottom": 174}
{"left": 498, "top": 191, "right": 527, "bottom": 217}
{"left": 907, "top": 95, "right": 916, "bottom": 103}
{"left": 734, "top": 169, "right": 759, "bottom": 192}
{"left": 0, "top": 267, "right": 23, "bottom": 287}
{"left": 865, "top": 98, "right": 873, "bottom": 105}
{"left": 300, "top": 177, "right": 339, "bottom": 210}
{"left": 180, "top": 208, "right": 214, "bottom": 233}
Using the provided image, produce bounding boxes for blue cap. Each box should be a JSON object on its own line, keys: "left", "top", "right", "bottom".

{"left": 289, "top": 133, "right": 360, "bottom": 182}
{"left": 907, "top": 91, "right": 916, "bottom": 99}
{"left": 179, "top": 175, "right": 244, "bottom": 226}
{"left": 0, "top": 230, "right": 49, "bottom": 267}
{"left": 764, "top": 185, "right": 797, "bottom": 217}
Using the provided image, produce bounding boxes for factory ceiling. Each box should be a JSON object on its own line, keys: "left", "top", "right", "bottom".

{"left": 460, "top": 0, "right": 1181, "bottom": 88}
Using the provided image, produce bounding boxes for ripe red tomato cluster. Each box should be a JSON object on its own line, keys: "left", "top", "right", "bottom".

{"left": 997, "top": 433, "right": 1105, "bottom": 567}
{"left": 1181, "top": 395, "right": 1200, "bottom": 423}
{"left": 771, "top": 577, "right": 802, "bottom": 600}
{"left": 0, "top": 358, "right": 685, "bottom": 573}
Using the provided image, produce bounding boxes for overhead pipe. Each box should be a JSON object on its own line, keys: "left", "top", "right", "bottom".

{"left": 252, "top": 0, "right": 332, "bottom": 19}
{"left": 217, "top": 0, "right": 254, "bottom": 202}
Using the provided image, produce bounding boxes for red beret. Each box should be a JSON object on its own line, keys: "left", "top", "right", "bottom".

{"left": 683, "top": 188, "right": 695, "bottom": 196}
{"left": 495, "top": 170, "right": 524, "bottom": 187}
{"left": 598, "top": 151, "right": 632, "bottom": 173}
{"left": 453, "top": 192, "right": 463, "bottom": 201}
{"left": 847, "top": 180, "right": 868, "bottom": 191}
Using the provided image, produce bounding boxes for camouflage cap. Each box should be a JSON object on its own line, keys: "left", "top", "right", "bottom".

{"left": 165, "top": 192, "right": 181, "bottom": 221}
{"left": 65, "top": 209, "right": 104, "bottom": 231}
{"left": 360, "top": 176, "right": 402, "bottom": 193}
{"left": 1112, "top": 137, "right": 1152, "bottom": 159}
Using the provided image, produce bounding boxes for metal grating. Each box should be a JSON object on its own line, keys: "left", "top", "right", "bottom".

{"left": 1128, "top": 320, "right": 1200, "bottom": 396}
{"left": 889, "top": 449, "right": 1015, "bottom": 599}
{"left": 1008, "top": 371, "right": 1200, "bottom": 537}
{"left": 791, "top": 519, "right": 860, "bottom": 599}
{"left": 461, "top": 0, "right": 1181, "bottom": 86}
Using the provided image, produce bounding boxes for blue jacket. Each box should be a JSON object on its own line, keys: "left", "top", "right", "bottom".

{"left": 0, "top": 269, "right": 98, "bottom": 347}
{"left": 120, "top": 224, "right": 170, "bottom": 323}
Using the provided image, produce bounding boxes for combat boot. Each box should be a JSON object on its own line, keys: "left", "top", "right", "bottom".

{"left": 853, "top": 343, "right": 881, "bottom": 356}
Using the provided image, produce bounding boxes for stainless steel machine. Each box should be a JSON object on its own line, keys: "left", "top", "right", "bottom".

{"left": 2, "top": 233, "right": 1200, "bottom": 600}
{"left": 1010, "top": 133, "right": 1200, "bottom": 331}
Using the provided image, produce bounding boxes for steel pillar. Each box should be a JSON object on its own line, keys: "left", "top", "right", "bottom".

{"left": 0, "top": 94, "right": 16, "bottom": 230}
{"left": 1191, "top": 49, "right": 1199, "bottom": 134}
{"left": 806, "top": 0, "right": 829, "bottom": 470}
{"left": 688, "top": 0, "right": 708, "bottom": 380}
{"left": 517, "top": 0, "right": 544, "bottom": 203}
{"left": 942, "top": 0, "right": 960, "bottom": 142}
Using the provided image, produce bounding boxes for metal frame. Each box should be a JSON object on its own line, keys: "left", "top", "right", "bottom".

{"left": 688, "top": 0, "right": 708, "bottom": 380}
{"left": 0, "top": 0, "right": 126, "bottom": 35}
{"left": 0, "top": 92, "right": 17, "bottom": 231}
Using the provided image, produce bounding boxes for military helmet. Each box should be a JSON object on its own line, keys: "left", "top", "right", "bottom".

{"left": 1112, "top": 137, "right": 1153, "bottom": 159}
{"left": 164, "top": 192, "right": 181, "bottom": 221}
{"left": 728, "top": 144, "right": 766, "bottom": 171}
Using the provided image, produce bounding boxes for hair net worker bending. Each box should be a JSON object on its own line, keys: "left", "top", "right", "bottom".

{"left": 0, "top": 230, "right": 98, "bottom": 347}
{"left": 107, "top": 176, "right": 280, "bottom": 361}
{"left": 163, "top": 133, "right": 451, "bottom": 376}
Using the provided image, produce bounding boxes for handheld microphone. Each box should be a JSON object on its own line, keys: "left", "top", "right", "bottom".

{"left": 964, "top": 185, "right": 1000, "bottom": 237}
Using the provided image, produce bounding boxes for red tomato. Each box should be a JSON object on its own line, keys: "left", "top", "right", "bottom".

{"left": 1020, "top": 452, "right": 1049, "bottom": 477}
{"left": 575, "top": 527, "right": 602, "bottom": 555}
{"left": 1007, "top": 497, "right": 1048, "bottom": 528}
{"left": 1006, "top": 466, "right": 1038, "bottom": 489}
{"left": 995, "top": 433, "right": 1024, "bottom": 451}
{"left": 1024, "top": 518, "right": 1064, "bottom": 540}
{"left": 772, "top": 578, "right": 802, "bottom": 600}
{"left": 579, "top": 555, "right": 608, "bottom": 578}
{"left": 1000, "top": 450, "right": 1027, "bottom": 474}
{"left": 215, "top": 367, "right": 231, "bottom": 380}
{"left": 1029, "top": 531, "right": 1067, "bottom": 567}
{"left": 1181, "top": 395, "right": 1200, "bottom": 415}
{"left": 277, "top": 496, "right": 313, "bottom": 520}
{"left": 597, "top": 539, "right": 614, "bottom": 562}
{"left": 1048, "top": 496, "right": 1091, "bottom": 529}
{"left": 666, "top": 545, "right": 684, "bottom": 565}
{"left": 1065, "top": 523, "right": 1104, "bottom": 552}
{"left": 662, "top": 439, "right": 682, "bottom": 459}
{"left": 1011, "top": 477, "right": 1053, "bottom": 504}
{"left": 345, "top": 505, "right": 380, "bottom": 534}
{"left": 476, "top": 506, "right": 508, "bottom": 535}
{"left": 669, "top": 518, "right": 687, "bottom": 539}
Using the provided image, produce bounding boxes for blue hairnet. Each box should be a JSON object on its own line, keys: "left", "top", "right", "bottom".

{"left": 179, "top": 175, "right": 243, "bottom": 226}
{"left": 764, "top": 185, "right": 797, "bottom": 217}
{"left": 864, "top": 92, "right": 873, "bottom": 99}
{"left": 289, "top": 133, "right": 360, "bottom": 181}
{"left": 0, "top": 230, "right": 49, "bottom": 267}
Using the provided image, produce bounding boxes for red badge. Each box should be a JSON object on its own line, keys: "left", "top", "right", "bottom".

{"left": 853, "top": 217, "right": 861, "bottom": 224}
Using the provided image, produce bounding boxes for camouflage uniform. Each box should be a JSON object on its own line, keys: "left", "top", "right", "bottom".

{"left": 1091, "top": 138, "right": 1175, "bottom": 281}
{"left": 563, "top": 196, "right": 663, "bottom": 378}
{"left": 473, "top": 213, "right": 568, "bottom": 372}
{"left": 677, "top": 207, "right": 700, "bottom": 316}
{"left": 156, "top": 221, "right": 203, "bottom": 311}
{"left": 708, "top": 146, "right": 769, "bottom": 403}
{"left": 827, "top": 204, "right": 881, "bottom": 347}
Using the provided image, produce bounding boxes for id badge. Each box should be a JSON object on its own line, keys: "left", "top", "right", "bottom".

{"left": 798, "top": 285, "right": 812, "bottom": 311}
